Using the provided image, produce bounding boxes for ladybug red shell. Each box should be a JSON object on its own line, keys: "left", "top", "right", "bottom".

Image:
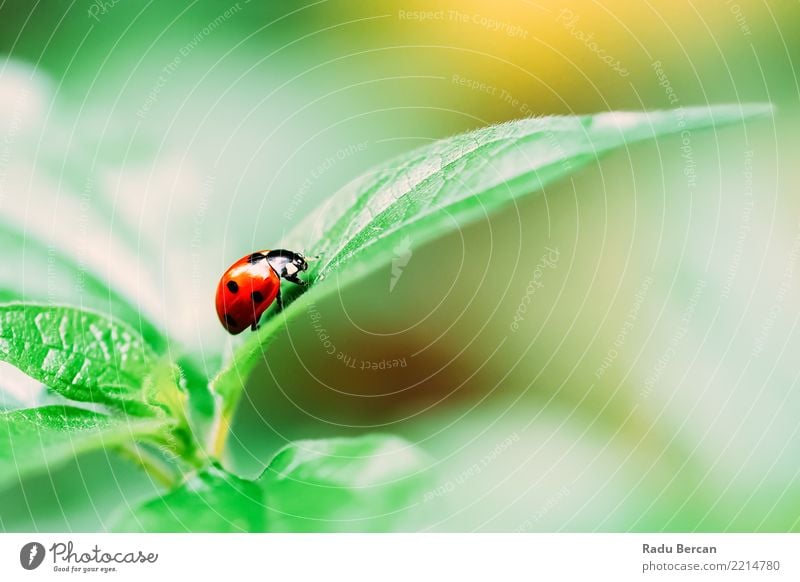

{"left": 215, "top": 249, "right": 309, "bottom": 334}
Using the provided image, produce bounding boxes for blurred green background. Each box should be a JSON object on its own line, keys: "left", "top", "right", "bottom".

{"left": 1, "top": 0, "right": 799, "bottom": 531}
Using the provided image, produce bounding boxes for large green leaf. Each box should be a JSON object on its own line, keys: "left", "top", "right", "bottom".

{"left": 260, "top": 434, "right": 431, "bottom": 532}
{"left": 210, "top": 104, "right": 773, "bottom": 435}
{"left": 114, "top": 465, "right": 264, "bottom": 533}
{"left": 0, "top": 405, "right": 166, "bottom": 490}
{"left": 0, "top": 304, "right": 162, "bottom": 415}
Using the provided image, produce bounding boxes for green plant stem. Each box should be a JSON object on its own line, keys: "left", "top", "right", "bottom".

{"left": 209, "top": 312, "right": 287, "bottom": 459}
{"left": 119, "top": 443, "right": 180, "bottom": 488}
{"left": 210, "top": 407, "right": 230, "bottom": 460}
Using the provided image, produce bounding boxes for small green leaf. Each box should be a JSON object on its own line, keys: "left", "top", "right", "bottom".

{"left": 176, "top": 354, "right": 217, "bottom": 424}
{"left": 259, "top": 434, "right": 431, "bottom": 532}
{"left": 294, "top": 105, "right": 773, "bottom": 280}
{"left": 0, "top": 304, "right": 160, "bottom": 415}
{"left": 114, "top": 465, "right": 264, "bottom": 532}
{"left": 210, "top": 104, "right": 773, "bottom": 432}
{"left": 142, "top": 360, "right": 213, "bottom": 465}
{"left": 178, "top": 362, "right": 219, "bottom": 461}
{"left": 0, "top": 405, "right": 166, "bottom": 490}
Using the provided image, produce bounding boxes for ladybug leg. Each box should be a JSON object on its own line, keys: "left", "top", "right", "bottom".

{"left": 285, "top": 274, "right": 307, "bottom": 286}
{"left": 251, "top": 321, "right": 260, "bottom": 332}
{"left": 274, "top": 290, "right": 284, "bottom": 312}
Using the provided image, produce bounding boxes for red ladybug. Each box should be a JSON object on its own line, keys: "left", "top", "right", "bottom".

{"left": 215, "top": 249, "right": 309, "bottom": 334}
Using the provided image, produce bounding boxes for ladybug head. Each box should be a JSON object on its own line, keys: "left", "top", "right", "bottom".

{"left": 291, "top": 252, "right": 308, "bottom": 272}
{"left": 265, "top": 249, "right": 311, "bottom": 279}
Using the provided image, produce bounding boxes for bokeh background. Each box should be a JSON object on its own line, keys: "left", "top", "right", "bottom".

{"left": 1, "top": 0, "right": 799, "bottom": 531}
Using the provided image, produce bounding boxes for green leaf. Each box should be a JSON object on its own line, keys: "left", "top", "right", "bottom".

{"left": 0, "top": 289, "right": 23, "bottom": 303}
{"left": 0, "top": 304, "right": 161, "bottom": 415}
{"left": 176, "top": 355, "right": 219, "bottom": 459}
{"left": 0, "top": 405, "right": 167, "bottom": 490}
{"left": 290, "top": 105, "right": 771, "bottom": 277}
{"left": 209, "top": 104, "right": 773, "bottom": 435}
{"left": 142, "top": 360, "right": 214, "bottom": 465}
{"left": 259, "top": 434, "right": 431, "bottom": 532}
{"left": 114, "top": 464, "right": 265, "bottom": 532}
{"left": 115, "top": 434, "right": 430, "bottom": 532}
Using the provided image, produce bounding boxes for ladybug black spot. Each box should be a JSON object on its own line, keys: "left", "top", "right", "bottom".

{"left": 224, "top": 314, "right": 238, "bottom": 329}
{"left": 227, "top": 280, "right": 239, "bottom": 293}
{"left": 251, "top": 291, "right": 265, "bottom": 303}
